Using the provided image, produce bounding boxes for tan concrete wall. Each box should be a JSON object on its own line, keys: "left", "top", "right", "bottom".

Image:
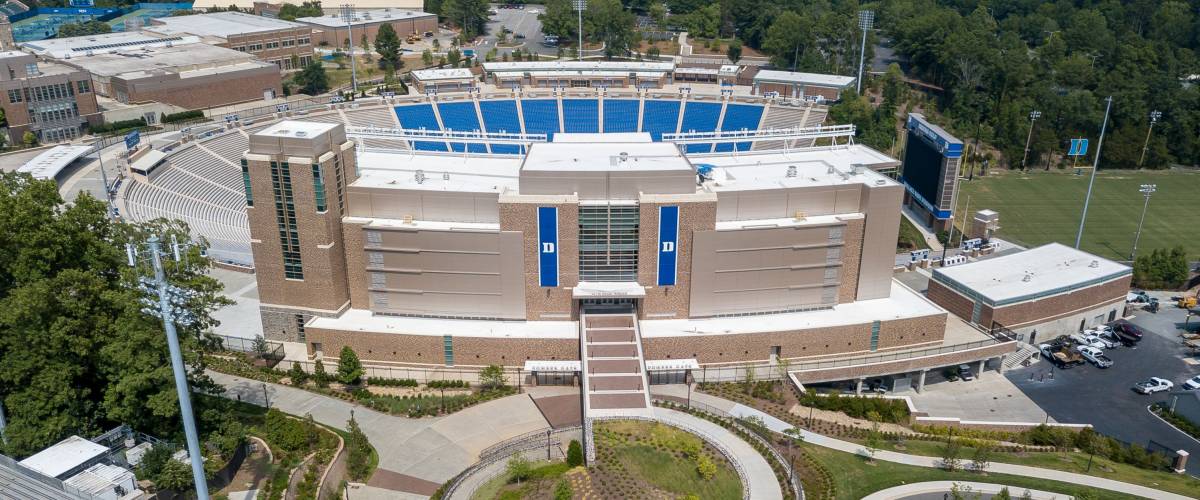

{"left": 116, "top": 66, "right": 282, "bottom": 109}
{"left": 636, "top": 198, "right": 717, "bottom": 319}
{"left": 499, "top": 199, "right": 580, "bottom": 320}
{"left": 689, "top": 220, "right": 848, "bottom": 317}
{"left": 342, "top": 220, "right": 370, "bottom": 310}
{"left": 714, "top": 184, "right": 862, "bottom": 222}
{"left": 363, "top": 226, "right": 526, "bottom": 319}
{"left": 346, "top": 186, "right": 499, "bottom": 222}
{"left": 305, "top": 327, "right": 578, "bottom": 366}
{"left": 754, "top": 81, "right": 846, "bottom": 100}
{"left": 791, "top": 341, "right": 1016, "bottom": 384}
{"left": 856, "top": 183, "right": 903, "bottom": 300}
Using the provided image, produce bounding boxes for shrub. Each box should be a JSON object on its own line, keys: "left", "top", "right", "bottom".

{"left": 567, "top": 440, "right": 583, "bottom": 467}
{"left": 366, "top": 377, "right": 417, "bottom": 387}
{"left": 479, "top": 364, "right": 507, "bottom": 390}
{"left": 90, "top": 118, "right": 147, "bottom": 135}
{"left": 554, "top": 479, "right": 572, "bottom": 500}
{"left": 696, "top": 455, "right": 716, "bottom": 480}
{"left": 427, "top": 379, "right": 468, "bottom": 389}
{"left": 346, "top": 415, "right": 372, "bottom": 481}
{"left": 313, "top": 359, "right": 330, "bottom": 388}
{"left": 337, "top": 346, "right": 363, "bottom": 385}
{"left": 161, "top": 110, "right": 206, "bottom": 124}
{"left": 288, "top": 363, "right": 308, "bottom": 386}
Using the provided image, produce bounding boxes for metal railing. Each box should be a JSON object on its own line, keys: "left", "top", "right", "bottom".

{"left": 210, "top": 333, "right": 284, "bottom": 361}
{"left": 786, "top": 338, "right": 1016, "bottom": 372}
{"left": 440, "top": 425, "right": 582, "bottom": 499}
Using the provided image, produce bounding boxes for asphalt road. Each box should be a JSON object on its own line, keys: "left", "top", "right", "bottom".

{"left": 1005, "top": 306, "right": 1200, "bottom": 475}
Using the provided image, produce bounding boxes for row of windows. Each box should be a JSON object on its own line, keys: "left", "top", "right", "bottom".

{"left": 39, "top": 125, "right": 80, "bottom": 143}
{"left": 31, "top": 101, "right": 78, "bottom": 124}
{"left": 578, "top": 205, "right": 640, "bottom": 282}
{"left": 311, "top": 163, "right": 327, "bottom": 212}
{"left": 233, "top": 37, "right": 310, "bottom": 53}
{"left": 241, "top": 159, "right": 254, "bottom": 207}
{"left": 269, "top": 55, "right": 313, "bottom": 71}
{"left": 6, "top": 81, "right": 90, "bottom": 105}
{"left": 269, "top": 161, "right": 304, "bottom": 279}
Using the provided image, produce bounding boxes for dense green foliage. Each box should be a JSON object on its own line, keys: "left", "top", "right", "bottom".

{"left": 374, "top": 23, "right": 403, "bottom": 72}
{"left": 294, "top": 62, "right": 330, "bottom": 95}
{"left": 439, "top": 0, "right": 490, "bottom": 40}
{"left": 567, "top": 439, "right": 583, "bottom": 467}
{"left": 540, "top": 0, "right": 638, "bottom": 57}
{"left": 0, "top": 173, "right": 229, "bottom": 458}
{"left": 90, "top": 117, "right": 148, "bottom": 135}
{"left": 337, "top": 346, "right": 363, "bottom": 385}
{"left": 346, "top": 414, "right": 372, "bottom": 480}
{"left": 161, "top": 110, "right": 206, "bottom": 124}
{"left": 276, "top": 1, "right": 323, "bottom": 21}
{"left": 1133, "top": 246, "right": 1190, "bottom": 289}
{"left": 797, "top": 389, "right": 910, "bottom": 423}
{"left": 57, "top": 20, "right": 112, "bottom": 38}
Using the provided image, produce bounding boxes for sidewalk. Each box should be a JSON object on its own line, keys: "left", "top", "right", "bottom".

{"left": 861, "top": 481, "right": 1067, "bottom": 500}
{"left": 652, "top": 386, "right": 1193, "bottom": 500}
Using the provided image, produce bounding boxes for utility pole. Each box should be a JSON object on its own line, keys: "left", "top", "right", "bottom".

{"left": 574, "top": 0, "right": 586, "bottom": 61}
{"left": 342, "top": 4, "right": 358, "bottom": 95}
{"left": 1139, "top": 110, "right": 1161, "bottom": 168}
{"left": 856, "top": 10, "right": 874, "bottom": 95}
{"left": 129, "top": 236, "right": 207, "bottom": 500}
{"left": 1075, "top": 96, "right": 1113, "bottom": 249}
{"left": 0, "top": 398, "right": 7, "bottom": 446}
{"left": 1130, "top": 183, "right": 1156, "bottom": 261}
{"left": 1020, "top": 110, "right": 1041, "bottom": 170}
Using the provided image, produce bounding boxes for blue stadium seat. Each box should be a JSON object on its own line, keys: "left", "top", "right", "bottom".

{"left": 437, "top": 102, "right": 487, "bottom": 153}
{"left": 641, "top": 100, "right": 681, "bottom": 141}
{"left": 561, "top": 99, "right": 599, "bottom": 133}
{"left": 394, "top": 104, "right": 447, "bottom": 152}
{"left": 715, "top": 104, "right": 764, "bottom": 152}
{"left": 479, "top": 100, "right": 522, "bottom": 154}
{"left": 603, "top": 100, "right": 639, "bottom": 133}
{"left": 680, "top": 102, "right": 721, "bottom": 153}
{"left": 521, "top": 99, "right": 561, "bottom": 140}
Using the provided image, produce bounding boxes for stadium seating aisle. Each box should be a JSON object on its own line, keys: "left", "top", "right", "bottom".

{"left": 641, "top": 100, "right": 682, "bottom": 141}
{"left": 479, "top": 100, "right": 523, "bottom": 154}
{"left": 715, "top": 104, "right": 764, "bottom": 152}
{"left": 437, "top": 102, "right": 488, "bottom": 153}
{"left": 394, "top": 103, "right": 449, "bottom": 151}
{"left": 520, "top": 99, "right": 561, "bottom": 140}
{"left": 602, "top": 99, "right": 639, "bottom": 133}
{"left": 345, "top": 106, "right": 401, "bottom": 128}
{"left": 202, "top": 133, "right": 250, "bottom": 164}
{"left": 562, "top": 99, "right": 600, "bottom": 133}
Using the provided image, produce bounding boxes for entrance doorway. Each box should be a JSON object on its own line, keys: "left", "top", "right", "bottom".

{"left": 580, "top": 297, "right": 637, "bottom": 314}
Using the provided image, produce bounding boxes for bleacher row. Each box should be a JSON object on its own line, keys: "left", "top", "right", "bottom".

{"left": 389, "top": 96, "right": 825, "bottom": 155}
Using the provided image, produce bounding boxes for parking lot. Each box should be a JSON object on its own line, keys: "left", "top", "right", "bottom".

{"left": 478, "top": 3, "right": 556, "bottom": 57}
{"left": 1005, "top": 304, "right": 1200, "bottom": 475}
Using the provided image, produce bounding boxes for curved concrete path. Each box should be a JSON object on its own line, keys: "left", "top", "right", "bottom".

{"left": 209, "top": 371, "right": 552, "bottom": 495}
{"left": 653, "top": 385, "right": 1193, "bottom": 500}
{"left": 862, "top": 481, "right": 1068, "bottom": 500}
{"left": 650, "top": 407, "right": 783, "bottom": 500}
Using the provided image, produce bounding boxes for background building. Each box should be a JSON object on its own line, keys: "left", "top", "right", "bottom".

{"left": 410, "top": 68, "right": 476, "bottom": 93}
{"left": 295, "top": 8, "right": 436, "bottom": 48}
{"left": 0, "top": 50, "right": 98, "bottom": 144}
{"left": 927, "top": 243, "right": 1132, "bottom": 340}
{"left": 481, "top": 61, "right": 676, "bottom": 89}
{"left": 148, "top": 11, "right": 314, "bottom": 71}
{"left": 751, "top": 70, "right": 856, "bottom": 101}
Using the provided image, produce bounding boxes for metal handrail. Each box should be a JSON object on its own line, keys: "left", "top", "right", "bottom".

{"left": 441, "top": 425, "right": 581, "bottom": 499}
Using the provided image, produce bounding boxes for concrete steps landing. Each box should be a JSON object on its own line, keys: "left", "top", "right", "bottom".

{"left": 579, "top": 311, "right": 653, "bottom": 417}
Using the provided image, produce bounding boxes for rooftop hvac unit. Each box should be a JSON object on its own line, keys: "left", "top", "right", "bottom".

{"left": 785, "top": 165, "right": 797, "bottom": 178}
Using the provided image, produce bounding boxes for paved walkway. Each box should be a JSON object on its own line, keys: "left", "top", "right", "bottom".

{"left": 209, "top": 371, "right": 551, "bottom": 494}
{"left": 861, "top": 481, "right": 1067, "bottom": 500}
{"left": 652, "top": 386, "right": 1193, "bottom": 500}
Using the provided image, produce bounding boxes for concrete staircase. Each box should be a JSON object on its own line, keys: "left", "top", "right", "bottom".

{"left": 1004, "top": 343, "right": 1040, "bottom": 370}
{"left": 579, "top": 310, "right": 653, "bottom": 417}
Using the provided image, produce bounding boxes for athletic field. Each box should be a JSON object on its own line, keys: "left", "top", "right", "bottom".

{"left": 954, "top": 169, "right": 1200, "bottom": 261}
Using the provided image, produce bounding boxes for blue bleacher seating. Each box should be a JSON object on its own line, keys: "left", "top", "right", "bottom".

{"left": 641, "top": 100, "right": 681, "bottom": 141}
{"left": 602, "top": 100, "right": 639, "bottom": 133}
{"left": 561, "top": 99, "right": 599, "bottom": 133}
{"left": 521, "top": 99, "right": 561, "bottom": 140}
{"left": 716, "top": 104, "right": 765, "bottom": 152}
{"left": 437, "top": 102, "right": 488, "bottom": 153}
{"left": 479, "top": 100, "right": 522, "bottom": 154}
{"left": 681, "top": 102, "right": 722, "bottom": 153}
{"left": 394, "top": 104, "right": 447, "bottom": 152}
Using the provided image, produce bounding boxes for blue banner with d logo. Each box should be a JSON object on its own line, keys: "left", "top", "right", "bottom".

{"left": 657, "top": 206, "right": 679, "bottom": 286}
{"left": 537, "top": 206, "right": 558, "bottom": 287}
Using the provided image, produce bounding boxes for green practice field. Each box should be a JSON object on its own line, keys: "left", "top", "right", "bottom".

{"left": 954, "top": 169, "right": 1200, "bottom": 261}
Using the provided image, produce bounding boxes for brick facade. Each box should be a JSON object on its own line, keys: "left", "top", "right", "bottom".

{"left": 499, "top": 199, "right": 580, "bottom": 320}
{"left": 636, "top": 199, "right": 717, "bottom": 319}
{"left": 837, "top": 216, "right": 864, "bottom": 303}
{"left": 928, "top": 274, "right": 1131, "bottom": 331}
{"left": 113, "top": 66, "right": 281, "bottom": 110}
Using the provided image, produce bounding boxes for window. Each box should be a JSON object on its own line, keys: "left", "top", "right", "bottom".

{"left": 24, "top": 63, "right": 37, "bottom": 76}
{"left": 295, "top": 314, "right": 306, "bottom": 341}
{"left": 269, "top": 161, "right": 303, "bottom": 279}
{"left": 282, "top": 39, "right": 295, "bottom": 47}
{"left": 332, "top": 152, "right": 345, "bottom": 211}
{"left": 266, "top": 41, "right": 279, "bottom": 49}
{"left": 443, "top": 335, "right": 454, "bottom": 366}
{"left": 241, "top": 159, "right": 253, "bottom": 206}
{"left": 298, "top": 37, "right": 311, "bottom": 45}
{"left": 234, "top": 45, "right": 247, "bottom": 52}
{"left": 578, "top": 204, "right": 639, "bottom": 281}
{"left": 249, "top": 43, "right": 263, "bottom": 52}
{"left": 7, "top": 89, "right": 20, "bottom": 103}
{"left": 311, "top": 163, "right": 326, "bottom": 212}
{"left": 299, "top": 55, "right": 313, "bottom": 67}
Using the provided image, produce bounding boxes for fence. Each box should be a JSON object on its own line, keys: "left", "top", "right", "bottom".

{"left": 212, "top": 333, "right": 285, "bottom": 364}
{"left": 278, "top": 358, "right": 528, "bottom": 387}
{"left": 440, "top": 425, "right": 582, "bottom": 499}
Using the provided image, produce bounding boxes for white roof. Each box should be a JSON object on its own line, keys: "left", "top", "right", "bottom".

{"left": 521, "top": 141, "right": 691, "bottom": 172}
{"left": 309, "top": 308, "right": 577, "bottom": 338}
{"left": 552, "top": 132, "right": 651, "bottom": 143}
{"left": 62, "top": 464, "right": 135, "bottom": 495}
{"left": 18, "top": 145, "right": 92, "bottom": 180}
{"left": 18, "top": 436, "right": 108, "bottom": 479}
{"left": 696, "top": 145, "right": 900, "bottom": 192}
{"left": 573, "top": 281, "right": 646, "bottom": 298}
{"left": 296, "top": 8, "right": 433, "bottom": 27}
{"left": 483, "top": 60, "right": 674, "bottom": 73}
{"left": 256, "top": 120, "right": 340, "bottom": 138}
{"left": 193, "top": 0, "right": 423, "bottom": 8}
{"left": 932, "top": 243, "right": 1132, "bottom": 305}
{"left": 523, "top": 360, "right": 581, "bottom": 371}
{"left": 411, "top": 68, "right": 474, "bottom": 81}
{"left": 21, "top": 32, "right": 202, "bottom": 58}
{"left": 148, "top": 11, "right": 305, "bottom": 38}
{"left": 352, "top": 150, "right": 522, "bottom": 193}
{"left": 753, "top": 69, "right": 856, "bottom": 88}
{"left": 131, "top": 149, "right": 167, "bottom": 172}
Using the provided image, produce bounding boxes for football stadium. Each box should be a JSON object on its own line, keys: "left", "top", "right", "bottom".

{"left": 115, "top": 63, "right": 1016, "bottom": 415}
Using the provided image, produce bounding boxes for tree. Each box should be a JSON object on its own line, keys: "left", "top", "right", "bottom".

{"left": 313, "top": 359, "right": 329, "bottom": 388}
{"left": 374, "top": 23, "right": 403, "bottom": 71}
{"left": 57, "top": 20, "right": 111, "bottom": 38}
{"left": 346, "top": 413, "right": 371, "bottom": 480}
{"left": 567, "top": 439, "right": 583, "bottom": 467}
{"left": 293, "top": 62, "right": 329, "bottom": 95}
{"left": 479, "top": 364, "right": 506, "bottom": 390}
{"left": 994, "top": 487, "right": 1012, "bottom": 500}
{"left": 941, "top": 438, "right": 963, "bottom": 471}
{"left": 441, "top": 0, "right": 489, "bottom": 40}
{"left": 863, "top": 421, "right": 882, "bottom": 462}
{"left": 277, "top": 1, "right": 322, "bottom": 21}
{"left": 585, "top": 0, "right": 637, "bottom": 58}
{"left": 726, "top": 39, "right": 742, "bottom": 64}
{"left": 421, "top": 49, "right": 433, "bottom": 66}
{"left": 506, "top": 454, "right": 532, "bottom": 484}
{"left": 538, "top": 0, "right": 576, "bottom": 42}
{"left": 337, "top": 346, "right": 363, "bottom": 385}
{"left": 252, "top": 334, "right": 269, "bottom": 359}
{"left": 0, "top": 173, "right": 227, "bottom": 457}
{"left": 288, "top": 362, "right": 308, "bottom": 386}
{"left": 971, "top": 444, "right": 992, "bottom": 473}
{"left": 21, "top": 131, "right": 36, "bottom": 147}
{"left": 446, "top": 48, "right": 462, "bottom": 66}
{"left": 648, "top": 2, "right": 667, "bottom": 27}
{"left": 762, "top": 11, "right": 811, "bottom": 71}
{"left": 1134, "top": 247, "right": 1189, "bottom": 289}
{"left": 684, "top": 4, "right": 719, "bottom": 39}
{"left": 155, "top": 458, "right": 196, "bottom": 490}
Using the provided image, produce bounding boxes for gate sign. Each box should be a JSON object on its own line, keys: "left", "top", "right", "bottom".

{"left": 124, "top": 130, "right": 140, "bottom": 150}
{"left": 1068, "top": 138, "right": 1089, "bottom": 156}
{"left": 537, "top": 207, "right": 559, "bottom": 287}
{"left": 909, "top": 249, "right": 929, "bottom": 263}
{"left": 657, "top": 206, "right": 679, "bottom": 286}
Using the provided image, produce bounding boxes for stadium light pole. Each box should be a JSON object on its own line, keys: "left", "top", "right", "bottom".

{"left": 341, "top": 4, "right": 358, "bottom": 95}
{"left": 127, "top": 235, "right": 207, "bottom": 500}
{"left": 574, "top": 0, "right": 586, "bottom": 61}
{"left": 1130, "top": 183, "right": 1156, "bottom": 261}
{"left": 1020, "top": 110, "right": 1041, "bottom": 170}
{"left": 856, "top": 10, "right": 874, "bottom": 95}
{"left": 1138, "top": 110, "right": 1161, "bottom": 168}
{"left": 1074, "top": 95, "right": 1113, "bottom": 249}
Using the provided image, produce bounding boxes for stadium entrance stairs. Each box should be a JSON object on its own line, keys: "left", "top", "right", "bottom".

{"left": 579, "top": 307, "right": 653, "bottom": 418}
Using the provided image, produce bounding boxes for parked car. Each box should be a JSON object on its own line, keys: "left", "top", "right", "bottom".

{"left": 1075, "top": 345, "right": 1113, "bottom": 368}
{"left": 1182, "top": 375, "right": 1200, "bottom": 391}
{"left": 1070, "top": 333, "right": 1109, "bottom": 350}
{"left": 1098, "top": 328, "right": 1136, "bottom": 347}
{"left": 957, "top": 364, "right": 975, "bottom": 381}
{"left": 1110, "top": 320, "right": 1144, "bottom": 343}
{"left": 1127, "top": 290, "right": 1150, "bottom": 303}
{"left": 1133, "top": 377, "right": 1173, "bottom": 394}
{"left": 1083, "top": 328, "right": 1120, "bottom": 349}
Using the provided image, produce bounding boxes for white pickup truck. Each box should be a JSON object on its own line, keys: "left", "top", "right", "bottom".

{"left": 1070, "top": 333, "right": 1110, "bottom": 350}
{"left": 1075, "top": 345, "right": 1113, "bottom": 368}
{"left": 1134, "top": 377, "right": 1173, "bottom": 394}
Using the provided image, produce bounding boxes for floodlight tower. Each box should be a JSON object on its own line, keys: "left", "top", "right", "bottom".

{"left": 1138, "top": 110, "right": 1162, "bottom": 168}
{"left": 127, "top": 235, "right": 206, "bottom": 500}
{"left": 1021, "top": 110, "right": 1041, "bottom": 170}
{"left": 1130, "top": 183, "right": 1156, "bottom": 261}
{"left": 1075, "top": 95, "right": 1113, "bottom": 249}
{"left": 574, "top": 0, "right": 586, "bottom": 61}
{"left": 341, "top": 4, "right": 358, "bottom": 94}
{"left": 856, "top": 10, "right": 874, "bottom": 95}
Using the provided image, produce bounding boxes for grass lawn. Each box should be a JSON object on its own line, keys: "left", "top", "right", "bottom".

{"left": 898, "top": 215, "right": 931, "bottom": 252}
{"left": 593, "top": 420, "right": 742, "bottom": 499}
{"left": 843, "top": 438, "right": 1200, "bottom": 497}
{"left": 805, "top": 444, "right": 1146, "bottom": 500}
{"left": 955, "top": 169, "right": 1200, "bottom": 260}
